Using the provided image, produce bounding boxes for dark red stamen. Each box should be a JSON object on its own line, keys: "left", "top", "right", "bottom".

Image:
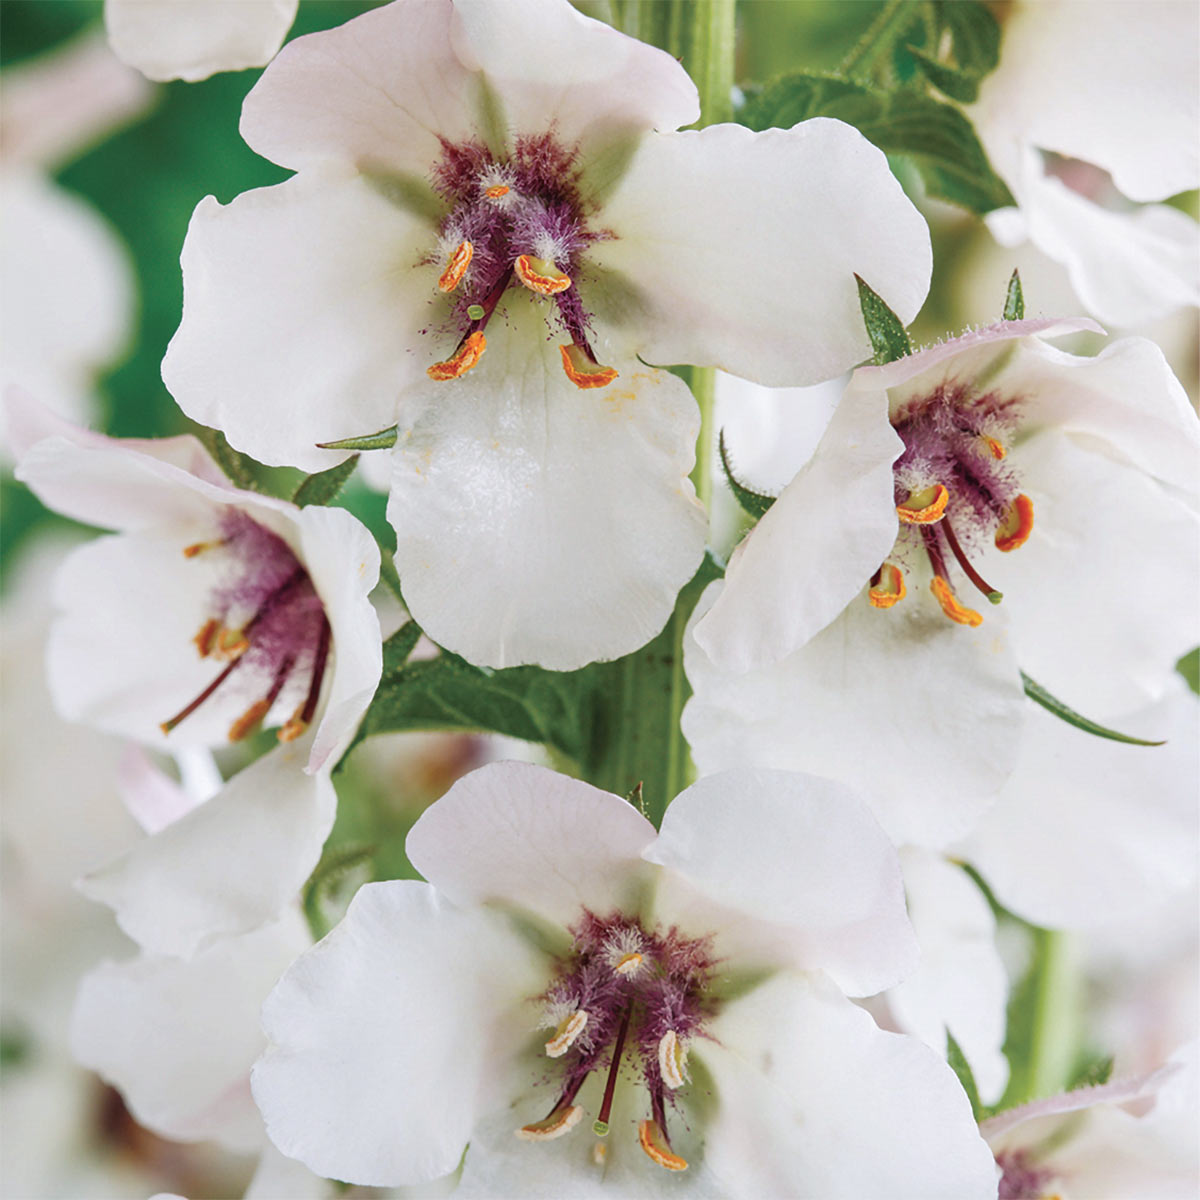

{"left": 161, "top": 656, "right": 245, "bottom": 734}
{"left": 941, "top": 518, "right": 1003, "bottom": 604}
{"left": 296, "top": 617, "right": 331, "bottom": 728}
{"left": 467, "top": 265, "right": 514, "bottom": 335}
{"left": 594, "top": 1004, "right": 633, "bottom": 1134}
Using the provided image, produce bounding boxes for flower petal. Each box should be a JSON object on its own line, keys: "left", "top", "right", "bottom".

{"left": 105, "top": 0, "right": 298, "bottom": 83}
{"left": 253, "top": 880, "right": 544, "bottom": 1187}
{"left": 683, "top": 581, "right": 1025, "bottom": 850}
{"left": 957, "top": 682, "right": 1199, "bottom": 930}
{"left": 700, "top": 972, "right": 998, "bottom": 1198}
{"left": 888, "top": 848, "right": 1009, "bottom": 1104}
{"left": 693, "top": 380, "right": 902, "bottom": 671}
{"left": 971, "top": 0, "right": 1199, "bottom": 203}
{"left": 163, "top": 169, "right": 436, "bottom": 472}
{"left": 71, "top": 913, "right": 309, "bottom": 1149}
{"left": 406, "top": 761, "right": 656, "bottom": 928}
{"left": 244, "top": 1141, "right": 330, "bottom": 1200}
{"left": 78, "top": 738, "right": 336, "bottom": 958}
{"left": 978, "top": 431, "right": 1199, "bottom": 716}
{"left": 388, "top": 304, "right": 705, "bottom": 669}
{"left": 647, "top": 769, "right": 917, "bottom": 996}
{"left": 588, "top": 119, "right": 932, "bottom": 386}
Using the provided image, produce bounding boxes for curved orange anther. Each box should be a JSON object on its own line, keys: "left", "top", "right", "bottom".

{"left": 995, "top": 493, "right": 1034, "bottom": 552}
{"left": 437, "top": 240, "right": 473, "bottom": 293}
{"left": 193, "top": 618, "right": 219, "bottom": 658}
{"left": 560, "top": 343, "right": 618, "bottom": 390}
{"left": 427, "top": 331, "right": 487, "bottom": 381}
{"left": 485, "top": 183, "right": 510, "bottom": 199}
{"left": 229, "top": 699, "right": 270, "bottom": 743}
{"left": 516, "top": 1104, "right": 583, "bottom": 1142}
{"left": 982, "top": 435, "right": 1007, "bottom": 460}
{"left": 869, "top": 562, "right": 906, "bottom": 609}
{"left": 930, "top": 576, "right": 983, "bottom": 627}
{"left": 638, "top": 1120, "right": 688, "bottom": 1172}
{"left": 515, "top": 254, "right": 572, "bottom": 296}
{"left": 897, "top": 483, "right": 949, "bottom": 525}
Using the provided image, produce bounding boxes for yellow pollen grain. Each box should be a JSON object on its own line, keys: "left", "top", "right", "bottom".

{"left": 228, "top": 699, "right": 270, "bottom": 742}
{"left": 516, "top": 1104, "right": 583, "bottom": 1142}
{"left": 638, "top": 1120, "right": 688, "bottom": 1172}
{"left": 437, "top": 240, "right": 473, "bottom": 293}
{"left": 427, "top": 331, "right": 487, "bottom": 381}
{"left": 995, "top": 493, "right": 1034, "bottom": 552}
{"left": 545, "top": 1009, "right": 588, "bottom": 1058}
{"left": 868, "top": 562, "right": 906, "bottom": 609}
{"left": 896, "top": 483, "right": 949, "bottom": 525}
{"left": 560, "top": 343, "right": 618, "bottom": 390}
{"left": 514, "top": 254, "right": 572, "bottom": 296}
{"left": 930, "top": 576, "right": 983, "bottom": 627}
{"left": 591, "top": 1141, "right": 608, "bottom": 1166}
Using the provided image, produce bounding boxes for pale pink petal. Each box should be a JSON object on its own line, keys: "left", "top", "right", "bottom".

{"left": 589, "top": 119, "right": 932, "bottom": 386}
{"left": 106, "top": 0, "right": 298, "bottom": 83}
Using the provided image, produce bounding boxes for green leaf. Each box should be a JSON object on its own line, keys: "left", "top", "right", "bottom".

{"left": 718, "top": 430, "right": 776, "bottom": 518}
{"left": 946, "top": 1031, "right": 984, "bottom": 1121}
{"left": 1175, "top": 647, "right": 1199, "bottom": 695}
{"left": 195, "top": 426, "right": 264, "bottom": 493}
{"left": 910, "top": 2, "right": 1001, "bottom": 101}
{"left": 856, "top": 274, "right": 913, "bottom": 363}
{"left": 1003, "top": 268, "right": 1025, "bottom": 321}
{"left": 291, "top": 454, "right": 360, "bottom": 507}
{"left": 302, "top": 842, "right": 376, "bottom": 941}
{"left": 381, "top": 620, "right": 423, "bottom": 675}
{"left": 317, "top": 426, "right": 398, "bottom": 452}
{"left": 1021, "top": 672, "right": 1166, "bottom": 746}
{"left": 1069, "top": 1053, "right": 1115, "bottom": 1091}
{"left": 740, "top": 72, "right": 1014, "bottom": 214}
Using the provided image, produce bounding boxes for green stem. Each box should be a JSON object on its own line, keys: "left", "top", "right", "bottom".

{"left": 688, "top": 366, "right": 717, "bottom": 516}
{"left": 839, "top": 0, "right": 915, "bottom": 82}
{"left": 1027, "top": 928, "right": 1080, "bottom": 1100}
{"left": 685, "top": 0, "right": 736, "bottom": 126}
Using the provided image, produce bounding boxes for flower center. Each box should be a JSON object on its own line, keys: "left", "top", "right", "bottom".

{"left": 160, "top": 511, "right": 330, "bottom": 744}
{"left": 996, "top": 1149, "right": 1064, "bottom": 1200}
{"left": 515, "top": 910, "right": 715, "bottom": 1174}
{"left": 870, "top": 383, "right": 1034, "bottom": 626}
{"left": 424, "top": 134, "right": 617, "bottom": 389}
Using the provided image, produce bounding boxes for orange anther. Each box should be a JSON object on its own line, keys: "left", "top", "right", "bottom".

{"left": 182, "top": 538, "right": 224, "bottom": 558}
{"left": 437, "top": 240, "right": 473, "bottom": 293}
{"left": 516, "top": 1104, "right": 583, "bottom": 1142}
{"left": 869, "top": 562, "right": 906, "bottom": 609}
{"left": 485, "top": 184, "right": 510, "bottom": 199}
{"left": 930, "top": 576, "right": 983, "bottom": 627}
{"left": 278, "top": 713, "right": 309, "bottom": 743}
{"left": 214, "top": 627, "right": 250, "bottom": 662}
{"left": 638, "top": 1120, "right": 688, "bottom": 1172}
{"left": 229, "top": 699, "right": 270, "bottom": 742}
{"left": 514, "top": 254, "right": 572, "bottom": 296}
{"left": 427, "top": 331, "right": 487, "bottom": 381}
{"left": 193, "top": 618, "right": 219, "bottom": 658}
{"left": 545, "top": 1010, "right": 588, "bottom": 1058}
{"left": 995, "top": 493, "right": 1034, "bottom": 552}
{"left": 613, "top": 951, "right": 643, "bottom": 976}
{"left": 560, "top": 343, "right": 618, "bottom": 390}
{"left": 897, "top": 483, "right": 949, "bottom": 525}
{"left": 982, "top": 435, "right": 1007, "bottom": 460}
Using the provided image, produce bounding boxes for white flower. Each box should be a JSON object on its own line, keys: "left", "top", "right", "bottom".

{"left": 982, "top": 1043, "right": 1198, "bottom": 1199}
{"left": 104, "top": 0, "right": 298, "bottom": 83}
{"left": 251, "top": 761, "right": 997, "bottom": 1196}
{"left": 686, "top": 320, "right": 1200, "bottom": 846}
{"left": 9, "top": 398, "right": 383, "bottom": 955}
{"left": 969, "top": 0, "right": 1199, "bottom": 327}
{"left": 161, "top": 0, "right": 932, "bottom": 669}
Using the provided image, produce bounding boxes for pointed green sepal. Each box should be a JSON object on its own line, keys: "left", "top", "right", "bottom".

{"left": 316, "top": 425, "right": 398, "bottom": 452}
{"left": 302, "top": 842, "right": 376, "bottom": 940}
{"left": 946, "top": 1031, "right": 985, "bottom": 1122}
{"left": 1003, "top": 268, "right": 1025, "bottom": 321}
{"left": 382, "top": 619, "right": 423, "bottom": 676}
{"left": 291, "top": 454, "right": 360, "bottom": 507}
{"left": 718, "top": 429, "right": 777, "bottom": 519}
{"left": 1021, "top": 671, "right": 1165, "bottom": 746}
{"left": 855, "top": 274, "right": 913, "bottom": 364}
{"left": 1068, "top": 1053, "right": 1115, "bottom": 1091}
{"left": 196, "top": 426, "right": 265, "bottom": 493}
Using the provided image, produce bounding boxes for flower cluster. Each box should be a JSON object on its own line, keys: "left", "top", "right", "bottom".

{"left": 2, "top": 1, "right": 1197, "bottom": 1197}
